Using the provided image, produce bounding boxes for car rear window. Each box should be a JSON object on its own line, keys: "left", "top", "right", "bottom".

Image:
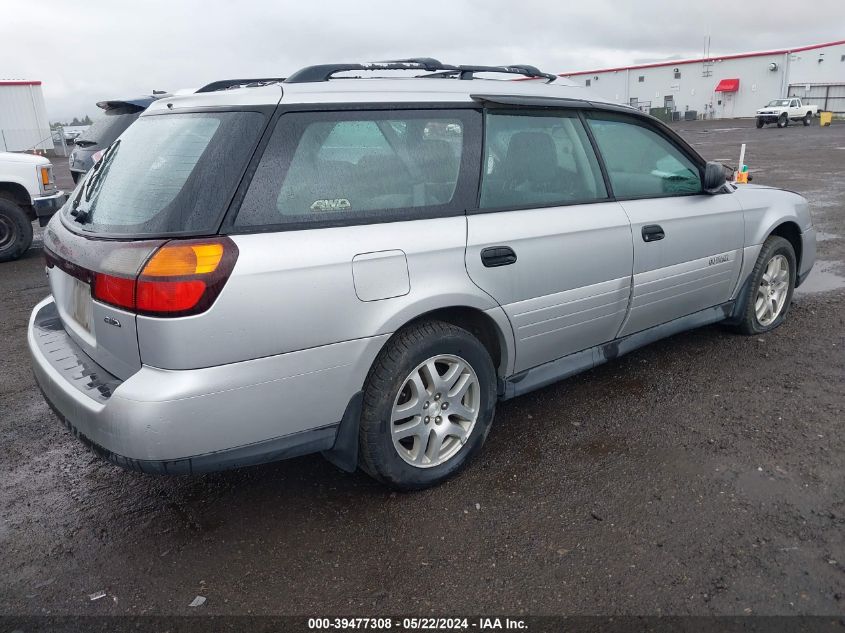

{"left": 63, "top": 111, "right": 265, "bottom": 236}
{"left": 75, "top": 107, "right": 140, "bottom": 148}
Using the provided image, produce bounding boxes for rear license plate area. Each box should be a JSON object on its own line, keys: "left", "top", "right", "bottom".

{"left": 70, "top": 276, "right": 93, "bottom": 334}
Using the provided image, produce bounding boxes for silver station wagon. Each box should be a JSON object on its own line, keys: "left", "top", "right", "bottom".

{"left": 29, "top": 60, "right": 816, "bottom": 489}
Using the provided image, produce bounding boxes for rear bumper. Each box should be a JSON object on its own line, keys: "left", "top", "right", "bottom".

{"left": 28, "top": 297, "right": 386, "bottom": 474}
{"left": 32, "top": 190, "right": 66, "bottom": 226}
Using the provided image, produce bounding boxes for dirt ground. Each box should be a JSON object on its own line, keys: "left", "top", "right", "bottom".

{"left": 1, "top": 118, "right": 843, "bottom": 618}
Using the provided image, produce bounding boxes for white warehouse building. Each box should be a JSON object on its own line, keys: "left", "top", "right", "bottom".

{"left": 0, "top": 80, "right": 53, "bottom": 152}
{"left": 561, "top": 39, "right": 845, "bottom": 120}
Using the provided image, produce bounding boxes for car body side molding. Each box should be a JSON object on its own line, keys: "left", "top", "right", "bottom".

{"left": 503, "top": 301, "right": 734, "bottom": 400}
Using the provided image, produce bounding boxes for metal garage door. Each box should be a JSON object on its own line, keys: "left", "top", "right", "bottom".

{"left": 788, "top": 83, "right": 845, "bottom": 114}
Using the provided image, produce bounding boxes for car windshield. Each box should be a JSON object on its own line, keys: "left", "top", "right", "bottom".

{"left": 766, "top": 100, "right": 791, "bottom": 107}
{"left": 63, "top": 111, "right": 265, "bottom": 236}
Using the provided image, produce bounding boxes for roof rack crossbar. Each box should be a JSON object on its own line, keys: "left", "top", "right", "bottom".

{"left": 420, "top": 64, "right": 557, "bottom": 82}
{"left": 377, "top": 57, "right": 447, "bottom": 70}
{"left": 196, "top": 78, "right": 285, "bottom": 93}
{"left": 284, "top": 61, "right": 556, "bottom": 84}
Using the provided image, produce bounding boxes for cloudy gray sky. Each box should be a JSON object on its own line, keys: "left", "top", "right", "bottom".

{"left": 3, "top": 0, "right": 844, "bottom": 121}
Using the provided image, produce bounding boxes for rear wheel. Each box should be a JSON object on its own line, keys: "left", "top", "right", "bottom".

{"left": 777, "top": 113, "right": 788, "bottom": 128}
{"left": 734, "top": 236, "right": 796, "bottom": 335}
{"left": 0, "top": 198, "right": 33, "bottom": 263}
{"left": 358, "top": 320, "right": 497, "bottom": 490}
{"left": 803, "top": 112, "right": 812, "bottom": 126}
{"left": 756, "top": 118, "right": 764, "bottom": 129}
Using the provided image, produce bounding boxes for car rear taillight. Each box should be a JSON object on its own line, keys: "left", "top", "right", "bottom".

{"left": 91, "top": 237, "right": 238, "bottom": 317}
{"left": 92, "top": 273, "right": 135, "bottom": 308}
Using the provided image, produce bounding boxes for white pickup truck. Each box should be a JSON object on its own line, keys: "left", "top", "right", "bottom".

{"left": 756, "top": 98, "right": 819, "bottom": 128}
{"left": 0, "top": 152, "right": 66, "bottom": 262}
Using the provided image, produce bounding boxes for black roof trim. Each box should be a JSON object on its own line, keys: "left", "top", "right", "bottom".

{"left": 284, "top": 60, "right": 557, "bottom": 83}
{"left": 196, "top": 78, "right": 285, "bottom": 93}
{"left": 471, "top": 94, "right": 648, "bottom": 116}
{"left": 471, "top": 94, "right": 588, "bottom": 109}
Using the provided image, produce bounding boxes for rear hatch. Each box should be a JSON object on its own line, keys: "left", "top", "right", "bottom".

{"left": 45, "top": 110, "right": 266, "bottom": 379}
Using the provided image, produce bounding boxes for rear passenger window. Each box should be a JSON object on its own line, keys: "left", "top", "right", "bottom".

{"left": 235, "top": 111, "right": 474, "bottom": 228}
{"left": 587, "top": 114, "right": 702, "bottom": 197}
{"left": 479, "top": 112, "right": 608, "bottom": 209}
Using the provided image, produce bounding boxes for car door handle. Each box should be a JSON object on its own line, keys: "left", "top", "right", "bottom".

{"left": 642, "top": 225, "right": 665, "bottom": 242}
{"left": 481, "top": 246, "right": 517, "bottom": 267}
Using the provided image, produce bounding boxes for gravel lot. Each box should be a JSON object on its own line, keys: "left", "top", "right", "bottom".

{"left": 1, "top": 118, "right": 843, "bottom": 617}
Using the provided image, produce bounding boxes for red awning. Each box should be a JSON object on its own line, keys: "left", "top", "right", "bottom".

{"left": 715, "top": 78, "right": 740, "bottom": 92}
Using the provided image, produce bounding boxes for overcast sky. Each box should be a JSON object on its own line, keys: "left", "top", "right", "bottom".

{"left": 3, "top": 0, "right": 844, "bottom": 121}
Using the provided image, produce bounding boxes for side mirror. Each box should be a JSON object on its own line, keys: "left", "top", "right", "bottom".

{"left": 703, "top": 160, "right": 727, "bottom": 192}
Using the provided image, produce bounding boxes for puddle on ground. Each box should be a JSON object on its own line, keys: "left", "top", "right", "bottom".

{"left": 795, "top": 260, "right": 845, "bottom": 294}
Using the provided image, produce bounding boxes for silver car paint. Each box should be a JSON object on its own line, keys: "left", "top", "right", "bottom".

{"left": 465, "top": 201, "right": 633, "bottom": 373}
{"left": 352, "top": 250, "right": 410, "bottom": 301}
{"left": 47, "top": 266, "right": 143, "bottom": 380}
{"left": 733, "top": 185, "right": 815, "bottom": 275}
{"left": 143, "top": 77, "right": 587, "bottom": 114}
{"left": 136, "top": 217, "right": 501, "bottom": 371}
{"left": 42, "top": 215, "right": 165, "bottom": 380}
{"left": 30, "top": 295, "right": 390, "bottom": 461}
{"left": 29, "top": 77, "right": 817, "bottom": 470}
{"left": 616, "top": 193, "right": 744, "bottom": 337}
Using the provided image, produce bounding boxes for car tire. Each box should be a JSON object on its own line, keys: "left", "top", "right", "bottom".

{"left": 777, "top": 113, "right": 788, "bottom": 128}
{"left": 803, "top": 112, "right": 812, "bottom": 126}
{"left": 0, "top": 198, "right": 34, "bottom": 263}
{"left": 358, "top": 320, "right": 497, "bottom": 490}
{"left": 756, "top": 118, "right": 764, "bottom": 129}
{"left": 71, "top": 171, "right": 80, "bottom": 184}
{"left": 733, "top": 236, "right": 797, "bottom": 335}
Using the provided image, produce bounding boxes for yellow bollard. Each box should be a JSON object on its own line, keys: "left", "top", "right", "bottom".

{"left": 820, "top": 112, "right": 833, "bottom": 127}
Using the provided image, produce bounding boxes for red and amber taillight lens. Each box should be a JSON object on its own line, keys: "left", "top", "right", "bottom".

{"left": 92, "top": 237, "right": 238, "bottom": 317}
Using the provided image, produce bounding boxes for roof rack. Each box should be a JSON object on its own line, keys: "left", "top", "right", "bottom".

{"left": 284, "top": 60, "right": 557, "bottom": 83}
{"left": 196, "top": 78, "right": 285, "bottom": 93}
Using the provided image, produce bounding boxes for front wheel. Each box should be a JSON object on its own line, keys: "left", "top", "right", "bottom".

{"left": 358, "top": 320, "right": 497, "bottom": 490}
{"left": 734, "top": 236, "right": 796, "bottom": 335}
{"left": 777, "top": 113, "right": 788, "bottom": 128}
{"left": 803, "top": 112, "right": 812, "bottom": 126}
{"left": 756, "top": 118, "right": 764, "bottom": 129}
{"left": 0, "top": 198, "right": 34, "bottom": 263}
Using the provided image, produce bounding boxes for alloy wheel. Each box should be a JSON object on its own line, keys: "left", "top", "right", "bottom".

{"left": 755, "top": 254, "right": 790, "bottom": 326}
{"left": 390, "top": 354, "right": 480, "bottom": 468}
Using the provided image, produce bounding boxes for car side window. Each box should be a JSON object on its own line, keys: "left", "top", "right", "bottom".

{"left": 235, "top": 111, "right": 474, "bottom": 228}
{"left": 586, "top": 114, "right": 702, "bottom": 197}
{"left": 479, "top": 111, "right": 607, "bottom": 209}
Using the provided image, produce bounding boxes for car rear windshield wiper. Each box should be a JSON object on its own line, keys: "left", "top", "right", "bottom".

{"left": 74, "top": 139, "right": 97, "bottom": 147}
{"left": 69, "top": 207, "right": 91, "bottom": 224}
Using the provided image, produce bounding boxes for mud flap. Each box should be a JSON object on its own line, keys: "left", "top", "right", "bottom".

{"left": 724, "top": 276, "right": 753, "bottom": 325}
{"left": 322, "top": 391, "right": 363, "bottom": 473}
